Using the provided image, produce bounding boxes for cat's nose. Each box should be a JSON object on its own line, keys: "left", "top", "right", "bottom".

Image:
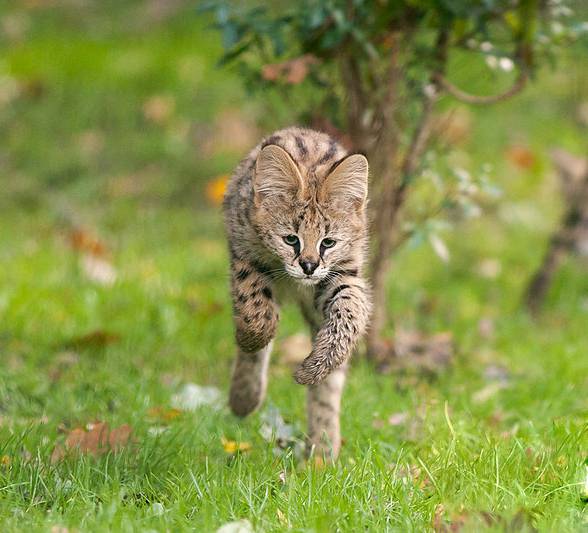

{"left": 299, "top": 259, "right": 319, "bottom": 276}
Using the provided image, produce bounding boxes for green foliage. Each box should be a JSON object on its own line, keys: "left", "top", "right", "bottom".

{"left": 202, "top": 0, "right": 585, "bottom": 127}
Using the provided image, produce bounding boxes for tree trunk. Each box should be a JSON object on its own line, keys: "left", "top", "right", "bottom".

{"left": 524, "top": 211, "right": 578, "bottom": 313}
{"left": 365, "top": 92, "right": 437, "bottom": 361}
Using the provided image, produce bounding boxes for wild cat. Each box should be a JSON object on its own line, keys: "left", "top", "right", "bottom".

{"left": 223, "top": 127, "right": 371, "bottom": 459}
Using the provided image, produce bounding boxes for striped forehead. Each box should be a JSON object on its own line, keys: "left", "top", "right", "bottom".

{"left": 293, "top": 203, "right": 330, "bottom": 237}
{"left": 270, "top": 131, "right": 346, "bottom": 176}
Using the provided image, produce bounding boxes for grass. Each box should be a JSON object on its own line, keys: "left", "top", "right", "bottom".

{"left": 0, "top": 1, "right": 587, "bottom": 531}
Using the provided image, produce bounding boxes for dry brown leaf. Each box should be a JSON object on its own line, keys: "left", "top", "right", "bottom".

{"left": 51, "top": 421, "right": 133, "bottom": 463}
{"left": 379, "top": 330, "right": 454, "bottom": 376}
{"left": 506, "top": 144, "right": 536, "bottom": 170}
{"left": 261, "top": 54, "right": 319, "bottom": 85}
{"left": 147, "top": 407, "right": 183, "bottom": 422}
{"left": 68, "top": 228, "right": 108, "bottom": 258}
{"left": 63, "top": 330, "right": 120, "bottom": 350}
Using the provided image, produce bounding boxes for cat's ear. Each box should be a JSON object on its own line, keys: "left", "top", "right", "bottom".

{"left": 320, "top": 154, "right": 368, "bottom": 209}
{"left": 254, "top": 144, "right": 304, "bottom": 204}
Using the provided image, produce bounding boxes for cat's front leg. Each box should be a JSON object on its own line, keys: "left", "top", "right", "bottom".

{"left": 294, "top": 275, "right": 371, "bottom": 386}
{"left": 229, "top": 258, "right": 279, "bottom": 417}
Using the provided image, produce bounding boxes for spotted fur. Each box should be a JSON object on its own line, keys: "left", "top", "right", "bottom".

{"left": 223, "top": 127, "right": 371, "bottom": 459}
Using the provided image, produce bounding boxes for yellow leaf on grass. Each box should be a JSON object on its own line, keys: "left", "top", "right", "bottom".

{"left": 147, "top": 407, "right": 183, "bottom": 421}
{"left": 1, "top": 455, "right": 10, "bottom": 466}
{"left": 221, "top": 436, "right": 252, "bottom": 454}
{"left": 206, "top": 175, "right": 228, "bottom": 206}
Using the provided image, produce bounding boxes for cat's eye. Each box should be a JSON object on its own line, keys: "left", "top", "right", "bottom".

{"left": 321, "top": 238, "right": 336, "bottom": 249}
{"left": 284, "top": 234, "right": 299, "bottom": 246}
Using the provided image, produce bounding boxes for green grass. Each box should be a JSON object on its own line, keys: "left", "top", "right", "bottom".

{"left": 1, "top": 1, "right": 587, "bottom": 531}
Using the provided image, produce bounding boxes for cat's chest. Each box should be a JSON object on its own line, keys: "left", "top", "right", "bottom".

{"left": 272, "top": 277, "right": 315, "bottom": 305}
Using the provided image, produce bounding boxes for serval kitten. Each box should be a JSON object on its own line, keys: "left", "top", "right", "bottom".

{"left": 223, "top": 127, "right": 371, "bottom": 460}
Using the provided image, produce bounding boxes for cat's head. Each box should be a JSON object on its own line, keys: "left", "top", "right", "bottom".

{"left": 252, "top": 144, "right": 368, "bottom": 285}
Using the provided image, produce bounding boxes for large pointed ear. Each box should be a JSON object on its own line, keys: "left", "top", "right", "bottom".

{"left": 319, "top": 154, "right": 368, "bottom": 209}
{"left": 254, "top": 144, "right": 304, "bottom": 204}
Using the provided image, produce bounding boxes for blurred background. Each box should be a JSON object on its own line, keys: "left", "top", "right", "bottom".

{"left": 0, "top": 1, "right": 587, "bottom": 530}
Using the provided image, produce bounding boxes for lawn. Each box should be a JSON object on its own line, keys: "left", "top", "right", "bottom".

{"left": 0, "top": 1, "right": 587, "bottom": 531}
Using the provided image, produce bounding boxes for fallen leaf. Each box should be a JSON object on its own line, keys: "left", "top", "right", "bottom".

{"left": 221, "top": 436, "right": 252, "bottom": 454}
{"left": 261, "top": 54, "right": 319, "bottom": 85}
{"left": 147, "top": 407, "right": 183, "bottom": 422}
{"left": 1, "top": 455, "right": 10, "bottom": 466}
{"left": 62, "top": 330, "right": 120, "bottom": 350}
{"left": 68, "top": 228, "right": 108, "bottom": 257}
{"left": 205, "top": 175, "right": 228, "bottom": 206}
{"left": 506, "top": 144, "right": 536, "bottom": 170}
{"left": 279, "top": 333, "right": 311, "bottom": 366}
{"left": 380, "top": 330, "right": 455, "bottom": 376}
{"left": 216, "top": 519, "right": 254, "bottom": 533}
{"left": 51, "top": 421, "right": 133, "bottom": 463}
{"left": 171, "top": 383, "right": 222, "bottom": 411}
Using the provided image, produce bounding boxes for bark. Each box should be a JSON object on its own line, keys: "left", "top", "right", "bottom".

{"left": 524, "top": 235, "right": 570, "bottom": 314}
{"left": 524, "top": 207, "right": 581, "bottom": 314}
{"left": 360, "top": 30, "right": 446, "bottom": 361}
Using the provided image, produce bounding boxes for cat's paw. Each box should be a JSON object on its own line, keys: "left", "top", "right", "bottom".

{"left": 293, "top": 353, "right": 330, "bottom": 385}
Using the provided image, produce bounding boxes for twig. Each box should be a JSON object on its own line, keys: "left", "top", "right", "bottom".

{"left": 433, "top": 69, "right": 528, "bottom": 105}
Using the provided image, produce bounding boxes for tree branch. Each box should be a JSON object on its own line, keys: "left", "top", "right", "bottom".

{"left": 433, "top": 69, "right": 528, "bottom": 105}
